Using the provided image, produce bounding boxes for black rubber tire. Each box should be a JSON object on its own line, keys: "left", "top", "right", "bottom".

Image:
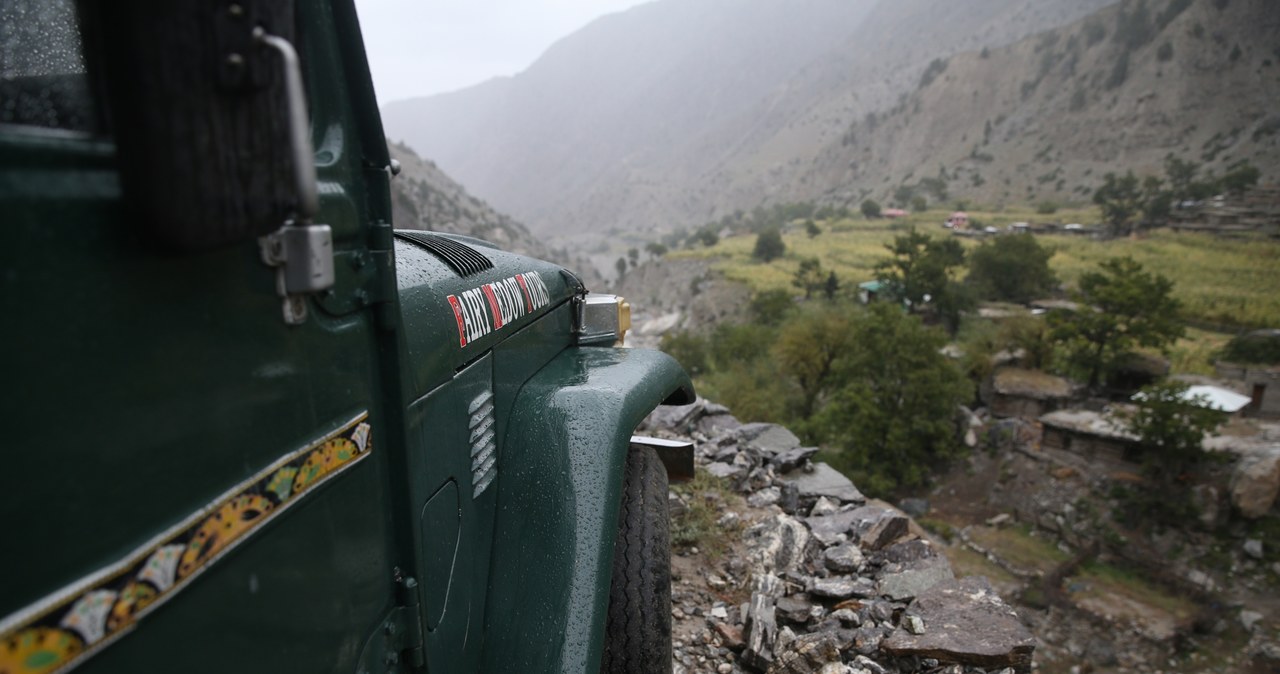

{"left": 600, "top": 445, "right": 673, "bottom": 673}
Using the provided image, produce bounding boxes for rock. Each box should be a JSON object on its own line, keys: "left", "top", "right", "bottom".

{"left": 809, "top": 497, "right": 840, "bottom": 517}
{"left": 1230, "top": 449, "right": 1280, "bottom": 519}
{"left": 898, "top": 498, "right": 929, "bottom": 518}
{"left": 964, "top": 428, "right": 978, "bottom": 448}
{"left": 867, "top": 600, "right": 894, "bottom": 625}
{"left": 876, "top": 562, "right": 954, "bottom": 601}
{"left": 816, "top": 663, "right": 851, "bottom": 674}
{"left": 1241, "top": 609, "right": 1264, "bottom": 631}
{"left": 1244, "top": 539, "right": 1265, "bottom": 560}
{"left": 852, "top": 655, "right": 887, "bottom": 674}
{"left": 986, "top": 513, "right": 1013, "bottom": 527}
{"left": 859, "top": 514, "right": 910, "bottom": 551}
{"left": 905, "top": 615, "right": 926, "bottom": 634}
{"left": 778, "top": 463, "right": 866, "bottom": 505}
{"left": 778, "top": 482, "right": 801, "bottom": 515}
{"left": 876, "top": 539, "right": 937, "bottom": 565}
{"left": 880, "top": 576, "right": 1035, "bottom": 670}
{"left": 810, "top": 576, "right": 876, "bottom": 600}
{"left": 771, "top": 446, "right": 821, "bottom": 473}
{"left": 805, "top": 510, "right": 860, "bottom": 547}
{"left": 823, "top": 545, "right": 864, "bottom": 574}
{"left": 776, "top": 595, "right": 816, "bottom": 625}
{"left": 830, "top": 608, "right": 861, "bottom": 626}
{"left": 700, "top": 413, "right": 743, "bottom": 437}
{"left": 851, "top": 626, "right": 884, "bottom": 656}
{"left": 764, "top": 633, "right": 841, "bottom": 674}
{"left": 708, "top": 461, "right": 747, "bottom": 480}
{"left": 746, "top": 515, "right": 812, "bottom": 576}
{"left": 749, "top": 487, "right": 783, "bottom": 508}
{"left": 743, "top": 588, "right": 780, "bottom": 671}
{"left": 1191, "top": 484, "right": 1225, "bottom": 527}
{"left": 739, "top": 423, "right": 802, "bottom": 457}
{"left": 714, "top": 621, "right": 746, "bottom": 651}
{"left": 718, "top": 512, "right": 742, "bottom": 528}
{"left": 645, "top": 399, "right": 706, "bottom": 433}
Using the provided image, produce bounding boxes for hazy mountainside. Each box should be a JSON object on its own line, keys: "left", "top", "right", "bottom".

{"left": 793, "top": 0, "right": 1280, "bottom": 210}
{"left": 387, "top": 141, "right": 555, "bottom": 261}
{"left": 382, "top": 0, "right": 1118, "bottom": 241}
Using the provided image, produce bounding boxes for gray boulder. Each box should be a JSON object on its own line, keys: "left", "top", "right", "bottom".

{"left": 739, "top": 423, "right": 802, "bottom": 457}
{"left": 880, "top": 576, "right": 1035, "bottom": 670}
{"left": 778, "top": 463, "right": 866, "bottom": 505}
{"left": 1231, "top": 449, "right": 1280, "bottom": 519}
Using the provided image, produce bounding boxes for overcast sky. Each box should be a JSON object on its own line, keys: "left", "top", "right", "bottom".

{"left": 353, "top": 0, "right": 654, "bottom": 104}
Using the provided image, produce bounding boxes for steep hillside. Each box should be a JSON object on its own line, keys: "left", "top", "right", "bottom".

{"left": 382, "top": 0, "right": 1119, "bottom": 242}
{"left": 796, "top": 0, "right": 1280, "bottom": 210}
{"left": 387, "top": 141, "right": 552, "bottom": 259}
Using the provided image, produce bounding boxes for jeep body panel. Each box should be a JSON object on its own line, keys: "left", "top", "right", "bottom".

{"left": 0, "top": 1, "right": 692, "bottom": 672}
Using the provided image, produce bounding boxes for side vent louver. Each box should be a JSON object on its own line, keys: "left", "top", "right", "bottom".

{"left": 469, "top": 390, "right": 497, "bottom": 498}
{"left": 395, "top": 230, "right": 495, "bottom": 277}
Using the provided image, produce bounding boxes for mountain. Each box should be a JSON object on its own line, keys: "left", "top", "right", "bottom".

{"left": 382, "top": 0, "right": 1276, "bottom": 243}
{"left": 790, "top": 0, "right": 1280, "bottom": 210}
{"left": 388, "top": 141, "right": 554, "bottom": 259}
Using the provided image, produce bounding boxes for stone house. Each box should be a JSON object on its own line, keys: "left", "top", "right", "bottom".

{"left": 1039, "top": 409, "right": 1139, "bottom": 464}
{"left": 1215, "top": 362, "right": 1280, "bottom": 419}
{"left": 982, "top": 367, "right": 1075, "bottom": 419}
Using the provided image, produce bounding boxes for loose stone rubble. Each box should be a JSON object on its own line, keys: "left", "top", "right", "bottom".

{"left": 642, "top": 399, "right": 1036, "bottom": 674}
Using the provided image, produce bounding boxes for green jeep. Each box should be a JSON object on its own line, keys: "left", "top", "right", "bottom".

{"left": 0, "top": 2, "right": 694, "bottom": 673}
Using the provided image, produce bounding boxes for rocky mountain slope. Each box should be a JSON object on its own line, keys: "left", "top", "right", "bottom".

{"left": 382, "top": 0, "right": 1122, "bottom": 243}
{"left": 387, "top": 141, "right": 553, "bottom": 259}
{"left": 794, "top": 0, "right": 1280, "bottom": 210}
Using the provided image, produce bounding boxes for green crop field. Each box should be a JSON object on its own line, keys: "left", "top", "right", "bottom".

{"left": 670, "top": 206, "right": 1280, "bottom": 331}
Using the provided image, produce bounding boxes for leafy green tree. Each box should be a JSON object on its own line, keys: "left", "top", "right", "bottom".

{"left": 1140, "top": 175, "right": 1172, "bottom": 223}
{"left": 1219, "top": 331, "right": 1280, "bottom": 365}
{"left": 1093, "top": 171, "right": 1143, "bottom": 234}
{"left": 861, "top": 199, "right": 882, "bottom": 219}
{"left": 910, "top": 195, "right": 928, "bottom": 213}
{"left": 1121, "top": 381, "right": 1227, "bottom": 521}
{"left": 750, "top": 289, "right": 796, "bottom": 327}
{"left": 644, "top": 242, "right": 669, "bottom": 257}
{"left": 966, "top": 234, "right": 1057, "bottom": 303}
{"left": 659, "top": 330, "right": 709, "bottom": 376}
{"left": 875, "top": 228, "right": 970, "bottom": 331}
{"left": 812, "top": 303, "right": 972, "bottom": 493}
{"left": 773, "top": 306, "right": 854, "bottom": 417}
{"left": 615, "top": 257, "right": 628, "bottom": 278}
{"left": 893, "top": 185, "right": 916, "bottom": 207}
{"left": 627, "top": 247, "right": 639, "bottom": 267}
{"left": 1221, "top": 161, "right": 1261, "bottom": 194}
{"left": 824, "top": 271, "right": 840, "bottom": 300}
{"left": 1049, "top": 257, "right": 1184, "bottom": 388}
{"left": 792, "top": 257, "right": 826, "bottom": 299}
{"left": 805, "top": 219, "right": 821, "bottom": 237}
{"left": 753, "top": 228, "right": 786, "bottom": 262}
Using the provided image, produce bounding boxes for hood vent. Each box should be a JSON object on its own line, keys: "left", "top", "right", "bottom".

{"left": 395, "top": 230, "right": 494, "bottom": 277}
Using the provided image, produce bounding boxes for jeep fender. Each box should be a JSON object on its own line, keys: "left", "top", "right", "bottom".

{"left": 481, "top": 346, "right": 694, "bottom": 673}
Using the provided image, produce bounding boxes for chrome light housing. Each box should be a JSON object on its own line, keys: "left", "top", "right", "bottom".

{"left": 575, "top": 293, "right": 631, "bottom": 346}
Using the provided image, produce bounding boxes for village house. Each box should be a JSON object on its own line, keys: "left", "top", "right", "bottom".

{"left": 982, "top": 367, "right": 1076, "bottom": 419}
{"left": 1039, "top": 408, "right": 1139, "bottom": 465}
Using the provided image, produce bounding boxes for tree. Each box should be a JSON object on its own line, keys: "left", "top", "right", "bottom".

{"left": 910, "top": 195, "right": 928, "bottom": 213}
{"left": 615, "top": 257, "right": 628, "bottom": 278}
{"left": 753, "top": 228, "right": 786, "bottom": 262}
{"left": 966, "top": 234, "right": 1057, "bottom": 303}
{"left": 811, "top": 303, "right": 972, "bottom": 493}
{"left": 1121, "top": 381, "right": 1227, "bottom": 521}
{"left": 773, "top": 306, "right": 854, "bottom": 417}
{"left": 1049, "top": 257, "right": 1184, "bottom": 388}
{"left": 750, "top": 289, "right": 796, "bottom": 326}
{"left": 861, "top": 199, "right": 882, "bottom": 219}
{"left": 1093, "top": 171, "right": 1143, "bottom": 234}
{"left": 1140, "top": 175, "right": 1172, "bottom": 224}
{"left": 805, "top": 219, "right": 821, "bottom": 237}
{"left": 792, "top": 258, "right": 826, "bottom": 299}
{"left": 823, "top": 271, "right": 840, "bottom": 300}
{"left": 645, "top": 242, "right": 669, "bottom": 257}
{"left": 627, "top": 247, "right": 639, "bottom": 267}
{"left": 1221, "top": 161, "right": 1261, "bottom": 194}
{"left": 875, "top": 228, "right": 970, "bottom": 331}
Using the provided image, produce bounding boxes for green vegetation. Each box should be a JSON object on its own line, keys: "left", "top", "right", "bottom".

{"left": 1219, "top": 330, "right": 1280, "bottom": 365}
{"left": 875, "top": 228, "right": 970, "bottom": 332}
{"left": 670, "top": 468, "right": 742, "bottom": 559}
{"left": 967, "top": 234, "right": 1057, "bottom": 303}
{"left": 860, "top": 199, "right": 882, "bottom": 219}
{"left": 1049, "top": 257, "right": 1184, "bottom": 388}
{"left": 1120, "top": 381, "right": 1228, "bottom": 522}
{"left": 753, "top": 228, "right": 785, "bottom": 262}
